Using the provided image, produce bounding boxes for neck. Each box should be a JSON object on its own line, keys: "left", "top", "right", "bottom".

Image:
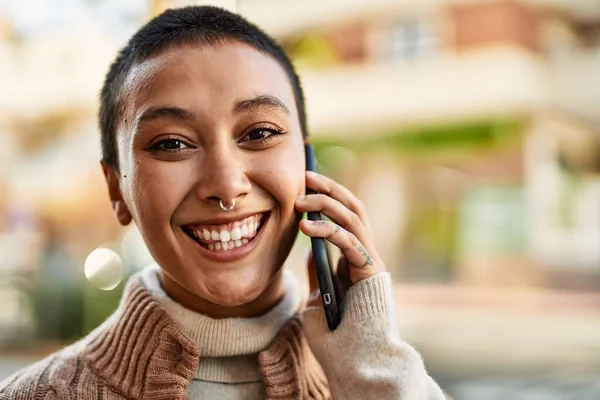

{"left": 160, "top": 270, "right": 285, "bottom": 318}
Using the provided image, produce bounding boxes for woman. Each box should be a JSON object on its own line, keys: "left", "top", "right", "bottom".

{"left": 0, "top": 6, "right": 447, "bottom": 399}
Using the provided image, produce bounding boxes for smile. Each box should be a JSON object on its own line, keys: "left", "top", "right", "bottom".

{"left": 183, "top": 212, "right": 269, "bottom": 253}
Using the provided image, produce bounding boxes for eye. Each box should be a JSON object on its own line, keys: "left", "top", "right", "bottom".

{"left": 150, "top": 138, "right": 191, "bottom": 152}
{"left": 247, "top": 128, "right": 275, "bottom": 141}
{"left": 240, "top": 126, "right": 286, "bottom": 145}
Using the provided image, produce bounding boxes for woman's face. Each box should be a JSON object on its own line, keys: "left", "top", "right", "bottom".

{"left": 105, "top": 42, "right": 305, "bottom": 310}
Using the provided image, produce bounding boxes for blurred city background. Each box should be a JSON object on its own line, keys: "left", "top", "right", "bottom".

{"left": 1, "top": 0, "right": 600, "bottom": 398}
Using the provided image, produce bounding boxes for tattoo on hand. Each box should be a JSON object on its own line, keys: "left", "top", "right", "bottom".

{"left": 334, "top": 224, "right": 341, "bottom": 233}
{"left": 358, "top": 245, "right": 374, "bottom": 267}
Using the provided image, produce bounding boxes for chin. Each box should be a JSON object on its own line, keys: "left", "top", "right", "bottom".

{"left": 198, "top": 271, "right": 273, "bottom": 307}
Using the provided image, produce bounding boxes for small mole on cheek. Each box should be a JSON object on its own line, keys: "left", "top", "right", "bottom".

{"left": 123, "top": 175, "right": 127, "bottom": 178}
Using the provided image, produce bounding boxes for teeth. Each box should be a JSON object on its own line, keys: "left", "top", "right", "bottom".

{"left": 231, "top": 227, "right": 242, "bottom": 241}
{"left": 203, "top": 238, "right": 251, "bottom": 251}
{"left": 220, "top": 230, "right": 230, "bottom": 242}
{"left": 191, "top": 214, "right": 265, "bottom": 251}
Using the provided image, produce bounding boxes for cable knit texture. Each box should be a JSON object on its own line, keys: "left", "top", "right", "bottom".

{"left": 0, "top": 272, "right": 328, "bottom": 400}
{"left": 0, "top": 270, "right": 447, "bottom": 400}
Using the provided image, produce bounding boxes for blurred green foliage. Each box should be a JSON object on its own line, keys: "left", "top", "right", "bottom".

{"left": 29, "top": 276, "right": 85, "bottom": 342}
{"left": 312, "top": 116, "right": 525, "bottom": 159}
{"left": 402, "top": 205, "right": 458, "bottom": 282}
{"left": 287, "top": 33, "right": 338, "bottom": 69}
{"left": 28, "top": 268, "right": 130, "bottom": 344}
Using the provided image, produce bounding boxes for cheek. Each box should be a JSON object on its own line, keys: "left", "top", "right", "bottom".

{"left": 250, "top": 144, "right": 305, "bottom": 207}
{"left": 116, "top": 126, "right": 188, "bottom": 227}
{"left": 125, "top": 157, "right": 194, "bottom": 228}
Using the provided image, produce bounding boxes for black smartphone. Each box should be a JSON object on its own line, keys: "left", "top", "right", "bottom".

{"left": 305, "top": 143, "right": 341, "bottom": 330}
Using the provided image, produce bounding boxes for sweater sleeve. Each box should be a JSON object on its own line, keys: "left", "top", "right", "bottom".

{"left": 301, "top": 273, "right": 446, "bottom": 400}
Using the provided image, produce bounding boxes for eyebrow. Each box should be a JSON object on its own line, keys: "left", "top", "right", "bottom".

{"left": 135, "top": 94, "right": 290, "bottom": 127}
{"left": 137, "top": 106, "right": 195, "bottom": 125}
{"left": 233, "top": 94, "right": 290, "bottom": 116}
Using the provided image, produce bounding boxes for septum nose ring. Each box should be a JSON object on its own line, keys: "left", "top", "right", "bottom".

{"left": 219, "top": 199, "right": 235, "bottom": 212}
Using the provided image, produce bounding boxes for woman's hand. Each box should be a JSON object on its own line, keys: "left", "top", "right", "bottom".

{"left": 295, "top": 171, "right": 386, "bottom": 304}
{"left": 295, "top": 172, "right": 447, "bottom": 400}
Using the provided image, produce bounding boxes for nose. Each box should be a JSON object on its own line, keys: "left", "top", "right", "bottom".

{"left": 196, "top": 143, "right": 252, "bottom": 208}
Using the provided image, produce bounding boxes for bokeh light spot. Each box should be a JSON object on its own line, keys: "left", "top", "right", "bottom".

{"left": 84, "top": 248, "right": 123, "bottom": 290}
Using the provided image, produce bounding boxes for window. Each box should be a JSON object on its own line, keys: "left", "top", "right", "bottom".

{"left": 386, "top": 16, "right": 436, "bottom": 61}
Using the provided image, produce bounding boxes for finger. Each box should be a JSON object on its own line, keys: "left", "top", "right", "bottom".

{"left": 300, "top": 219, "right": 382, "bottom": 284}
{"left": 306, "top": 171, "right": 372, "bottom": 234}
{"left": 305, "top": 251, "right": 322, "bottom": 308}
{"left": 296, "top": 193, "right": 370, "bottom": 246}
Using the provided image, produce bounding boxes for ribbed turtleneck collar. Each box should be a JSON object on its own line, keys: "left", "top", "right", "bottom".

{"left": 141, "top": 265, "right": 303, "bottom": 383}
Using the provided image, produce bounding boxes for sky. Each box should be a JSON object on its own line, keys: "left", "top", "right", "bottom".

{"left": 0, "top": 0, "right": 148, "bottom": 39}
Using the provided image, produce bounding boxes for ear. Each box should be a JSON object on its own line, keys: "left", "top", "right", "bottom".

{"left": 101, "top": 160, "right": 132, "bottom": 226}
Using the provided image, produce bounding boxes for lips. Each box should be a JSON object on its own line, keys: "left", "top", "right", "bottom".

{"left": 183, "top": 212, "right": 268, "bottom": 252}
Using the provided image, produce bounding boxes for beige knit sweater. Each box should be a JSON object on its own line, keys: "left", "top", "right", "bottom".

{"left": 141, "top": 265, "right": 303, "bottom": 399}
{"left": 0, "top": 269, "right": 446, "bottom": 400}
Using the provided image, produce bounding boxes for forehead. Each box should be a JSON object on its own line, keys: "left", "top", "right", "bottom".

{"left": 121, "top": 42, "right": 297, "bottom": 118}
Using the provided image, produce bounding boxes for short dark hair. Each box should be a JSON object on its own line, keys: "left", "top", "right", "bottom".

{"left": 99, "top": 6, "right": 307, "bottom": 170}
